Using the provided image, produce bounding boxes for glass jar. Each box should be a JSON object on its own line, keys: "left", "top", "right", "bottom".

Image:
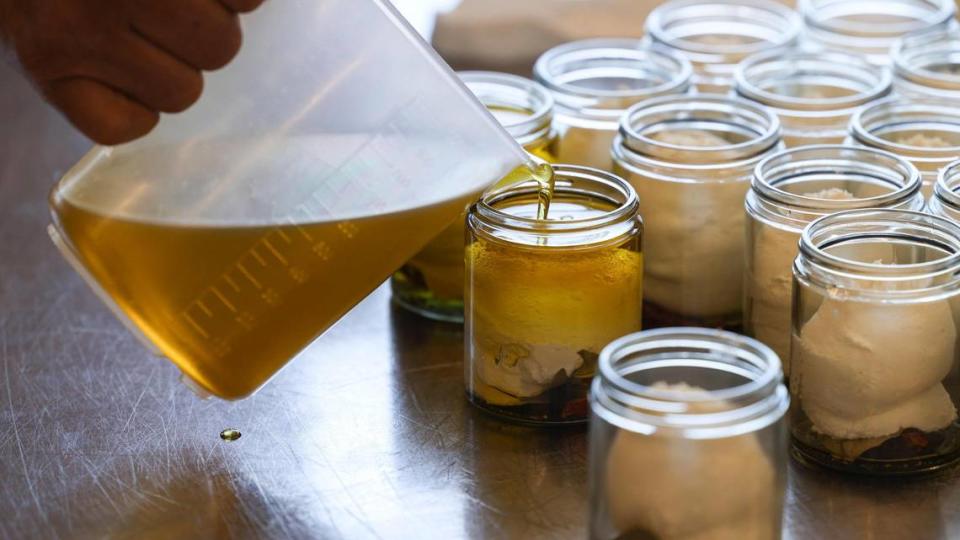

{"left": 791, "top": 209, "right": 960, "bottom": 475}
{"left": 745, "top": 146, "right": 924, "bottom": 372}
{"left": 465, "top": 166, "right": 643, "bottom": 424}
{"left": 893, "top": 26, "right": 960, "bottom": 100}
{"left": 849, "top": 97, "right": 960, "bottom": 197}
{"left": 588, "top": 328, "right": 789, "bottom": 540}
{"left": 392, "top": 71, "right": 558, "bottom": 322}
{"left": 735, "top": 50, "right": 891, "bottom": 147}
{"left": 929, "top": 159, "right": 960, "bottom": 222}
{"left": 800, "top": 0, "right": 956, "bottom": 65}
{"left": 612, "top": 94, "right": 783, "bottom": 331}
{"left": 645, "top": 0, "right": 802, "bottom": 94}
{"left": 533, "top": 39, "right": 692, "bottom": 171}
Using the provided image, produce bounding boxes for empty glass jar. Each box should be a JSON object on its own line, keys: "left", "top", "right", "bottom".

{"left": 735, "top": 50, "right": 891, "bottom": 147}
{"left": 848, "top": 97, "right": 960, "bottom": 196}
{"left": 745, "top": 146, "right": 924, "bottom": 371}
{"left": 929, "top": 159, "right": 960, "bottom": 223}
{"left": 533, "top": 39, "right": 692, "bottom": 171}
{"left": 589, "top": 328, "right": 789, "bottom": 540}
{"left": 465, "top": 166, "right": 643, "bottom": 424}
{"left": 392, "top": 71, "right": 558, "bottom": 322}
{"left": 645, "top": 0, "right": 802, "bottom": 93}
{"left": 791, "top": 209, "right": 960, "bottom": 475}
{"left": 800, "top": 0, "right": 956, "bottom": 65}
{"left": 893, "top": 26, "right": 960, "bottom": 100}
{"left": 613, "top": 94, "right": 783, "bottom": 331}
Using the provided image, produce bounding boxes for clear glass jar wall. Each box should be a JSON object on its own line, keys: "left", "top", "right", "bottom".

{"left": 744, "top": 146, "right": 924, "bottom": 370}
{"left": 589, "top": 328, "right": 789, "bottom": 540}
{"left": 893, "top": 26, "right": 960, "bottom": 100}
{"left": 848, "top": 97, "right": 960, "bottom": 197}
{"left": 533, "top": 39, "right": 692, "bottom": 171}
{"left": 791, "top": 209, "right": 960, "bottom": 475}
{"left": 929, "top": 159, "right": 960, "bottom": 223}
{"left": 392, "top": 71, "right": 558, "bottom": 322}
{"left": 645, "top": 0, "right": 802, "bottom": 93}
{"left": 735, "top": 50, "right": 891, "bottom": 147}
{"left": 613, "top": 94, "right": 783, "bottom": 331}
{"left": 800, "top": 0, "right": 956, "bottom": 65}
{"left": 465, "top": 166, "right": 643, "bottom": 424}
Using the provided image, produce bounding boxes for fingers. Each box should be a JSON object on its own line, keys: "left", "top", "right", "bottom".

{"left": 45, "top": 78, "right": 160, "bottom": 145}
{"left": 131, "top": 0, "right": 242, "bottom": 70}
{"left": 92, "top": 32, "right": 205, "bottom": 114}
{"left": 219, "top": 0, "right": 266, "bottom": 14}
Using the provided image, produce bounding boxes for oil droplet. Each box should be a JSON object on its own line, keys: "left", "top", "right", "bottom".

{"left": 220, "top": 428, "right": 241, "bottom": 441}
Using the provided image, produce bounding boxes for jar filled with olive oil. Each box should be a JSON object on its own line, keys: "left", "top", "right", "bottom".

{"left": 466, "top": 166, "right": 643, "bottom": 424}
{"left": 392, "top": 72, "right": 559, "bottom": 322}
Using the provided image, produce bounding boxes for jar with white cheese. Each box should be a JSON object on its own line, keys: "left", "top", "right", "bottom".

{"left": 465, "top": 166, "right": 643, "bottom": 424}
{"left": 735, "top": 50, "right": 891, "bottom": 148}
{"left": 893, "top": 26, "right": 960, "bottom": 100}
{"left": 800, "top": 0, "right": 956, "bottom": 66}
{"left": 929, "top": 159, "right": 960, "bottom": 222}
{"left": 848, "top": 98, "right": 960, "bottom": 197}
{"left": 791, "top": 209, "right": 960, "bottom": 474}
{"left": 613, "top": 94, "right": 783, "bottom": 330}
{"left": 745, "top": 146, "right": 925, "bottom": 372}
{"left": 588, "top": 328, "right": 789, "bottom": 540}
{"left": 533, "top": 39, "right": 692, "bottom": 171}
{"left": 645, "top": 0, "right": 802, "bottom": 94}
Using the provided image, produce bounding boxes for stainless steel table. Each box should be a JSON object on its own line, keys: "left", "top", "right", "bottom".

{"left": 3, "top": 33, "right": 960, "bottom": 540}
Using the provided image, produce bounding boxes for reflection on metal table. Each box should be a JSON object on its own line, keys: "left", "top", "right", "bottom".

{"left": 2, "top": 23, "right": 960, "bottom": 540}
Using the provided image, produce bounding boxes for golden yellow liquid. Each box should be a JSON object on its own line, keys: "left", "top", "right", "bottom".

{"left": 52, "top": 194, "right": 476, "bottom": 399}
{"left": 393, "top": 105, "right": 558, "bottom": 319}
{"left": 466, "top": 196, "right": 643, "bottom": 421}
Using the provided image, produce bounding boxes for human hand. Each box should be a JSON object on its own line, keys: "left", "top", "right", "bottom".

{"left": 0, "top": 0, "right": 265, "bottom": 144}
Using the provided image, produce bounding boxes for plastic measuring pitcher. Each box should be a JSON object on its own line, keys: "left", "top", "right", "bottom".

{"left": 47, "top": 0, "right": 531, "bottom": 399}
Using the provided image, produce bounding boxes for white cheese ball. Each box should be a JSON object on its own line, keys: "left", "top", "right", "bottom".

{"left": 797, "top": 297, "right": 958, "bottom": 439}
{"left": 475, "top": 341, "right": 584, "bottom": 399}
{"left": 747, "top": 188, "right": 856, "bottom": 369}
{"left": 605, "top": 383, "right": 778, "bottom": 539}
{"left": 630, "top": 129, "right": 750, "bottom": 319}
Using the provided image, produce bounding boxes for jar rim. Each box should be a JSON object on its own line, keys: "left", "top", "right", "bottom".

{"left": 475, "top": 165, "right": 640, "bottom": 237}
{"left": 617, "top": 93, "right": 781, "bottom": 165}
{"left": 935, "top": 159, "right": 960, "bottom": 210}
{"left": 646, "top": 0, "right": 802, "bottom": 56}
{"left": 892, "top": 26, "right": 960, "bottom": 91}
{"left": 734, "top": 50, "right": 892, "bottom": 111}
{"left": 752, "top": 145, "right": 923, "bottom": 210}
{"left": 459, "top": 71, "right": 555, "bottom": 147}
{"left": 592, "top": 328, "right": 788, "bottom": 436}
{"left": 533, "top": 39, "right": 692, "bottom": 120}
{"left": 849, "top": 96, "right": 960, "bottom": 160}
{"left": 800, "top": 209, "right": 960, "bottom": 277}
{"left": 801, "top": 0, "right": 955, "bottom": 37}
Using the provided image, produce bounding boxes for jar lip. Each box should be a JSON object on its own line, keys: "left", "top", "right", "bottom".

{"left": 800, "top": 0, "right": 955, "bottom": 37}
{"left": 646, "top": 0, "right": 802, "bottom": 56}
{"left": 594, "top": 328, "right": 786, "bottom": 435}
{"left": 935, "top": 159, "right": 960, "bottom": 209}
{"left": 800, "top": 208, "right": 960, "bottom": 276}
{"left": 893, "top": 25, "right": 960, "bottom": 90}
{"left": 533, "top": 39, "right": 692, "bottom": 118}
{"left": 849, "top": 96, "right": 960, "bottom": 159}
{"left": 459, "top": 71, "right": 555, "bottom": 144}
{"left": 475, "top": 164, "right": 639, "bottom": 234}
{"left": 752, "top": 145, "right": 923, "bottom": 210}
{"left": 617, "top": 93, "right": 781, "bottom": 163}
{"left": 734, "top": 50, "right": 892, "bottom": 111}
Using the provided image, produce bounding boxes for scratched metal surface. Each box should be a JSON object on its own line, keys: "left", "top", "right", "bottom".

{"left": 4, "top": 15, "right": 960, "bottom": 540}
